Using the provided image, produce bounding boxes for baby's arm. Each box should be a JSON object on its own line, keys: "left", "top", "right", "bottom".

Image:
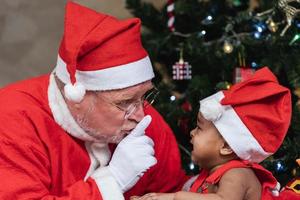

{"left": 133, "top": 168, "right": 259, "bottom": 200}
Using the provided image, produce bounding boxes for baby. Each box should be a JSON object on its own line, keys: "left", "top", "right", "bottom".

{"left": 132, "top": 67, "right": 291, "bottom": 200}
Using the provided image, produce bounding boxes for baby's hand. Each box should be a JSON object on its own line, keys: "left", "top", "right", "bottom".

{"left": 130, "top": 193, "right": 175, "bottom": 200}
{"left": 130, "top": 196, "right": 141, "bottom": 200}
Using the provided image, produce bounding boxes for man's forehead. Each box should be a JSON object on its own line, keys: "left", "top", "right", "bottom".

{"left": 100, "top": 80, "right": 153, "bottom": 99}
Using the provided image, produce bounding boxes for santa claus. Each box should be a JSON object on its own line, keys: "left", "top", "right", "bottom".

{"left": 0, "top": 2, "right": 187, "bottom": 200}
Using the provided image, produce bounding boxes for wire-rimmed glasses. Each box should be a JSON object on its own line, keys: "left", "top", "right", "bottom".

{"left": 99, "top": 87, "right": 159, "bottom": 119}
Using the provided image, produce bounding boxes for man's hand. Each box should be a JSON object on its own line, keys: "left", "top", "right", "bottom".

{"left": 108, "top": 115, "right": 157, "bottom": 192}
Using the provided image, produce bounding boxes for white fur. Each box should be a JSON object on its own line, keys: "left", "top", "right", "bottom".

{"left": 270, "top": 182, "right": 280, "bottom": 197}
{"left": 48, "top": 73, "right": 95, "bottom": 141}
{"left": 48, "top": 74, "right": 123, "bottom": 199}
{"left": 64, "top": 82, "right": 86, "bottom": 103}
{"left": 91, "top": 167, "right": 124, "bottom": 200}
{"left": 55, "top": 55, "right": 154, "bottom": 91}
{"left": 200, "top": 99, "right": 224, "bottom": 122}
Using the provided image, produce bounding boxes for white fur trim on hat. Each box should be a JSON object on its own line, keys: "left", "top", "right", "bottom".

{"left": 199, "top": 91, "right": 272, "bottom": 163}
{"left": 64, "top": 82, "right": 86, "bottom": 102}
{"left": 200, "top": 99, "right": 224, "bottom": 122}
{"left": 55, "top": 55, "right": 155, "bottom": 91}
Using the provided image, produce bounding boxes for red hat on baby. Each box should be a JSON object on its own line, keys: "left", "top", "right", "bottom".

{"left": 199, "top": 67, "right": 291, "bottom": 163}
{"left": 55, "top": 2, "right": 154, "bottom": 102}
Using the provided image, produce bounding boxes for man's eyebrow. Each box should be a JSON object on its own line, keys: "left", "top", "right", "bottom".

{"left": 125, "top": 85, "right": 155, "bottom": 99}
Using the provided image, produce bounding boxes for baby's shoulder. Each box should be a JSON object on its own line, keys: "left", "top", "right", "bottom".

{"left": 220, "top": 168, "right": 261, "bottom": 199}
{"left": 223, "top": 167, "right": 257, "bottom": 179}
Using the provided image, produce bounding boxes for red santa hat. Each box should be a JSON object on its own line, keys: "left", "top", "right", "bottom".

{"left": 199, "top": 67, "right": 291, "bottom": 163}
{"left": 55, "top": 2, "right": 154, "bottom": 102}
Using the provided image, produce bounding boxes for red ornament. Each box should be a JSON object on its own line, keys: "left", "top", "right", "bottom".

{"left": 172, "top": 61, "right": 192, "bottom": 80}
{"left": 234, "top": 67, "right": 255, "bottom": 83}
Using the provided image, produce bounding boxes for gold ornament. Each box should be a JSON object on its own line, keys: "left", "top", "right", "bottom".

{"left": 266, "top": 18, "right": 278, "bottom": 32}
{"left": 223, "top": 40, "right": 234, "bottom": 54}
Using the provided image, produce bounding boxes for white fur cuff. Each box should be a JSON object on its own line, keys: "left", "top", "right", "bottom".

{"left": 91, "top": 167, "right": 124, "bottom": 200}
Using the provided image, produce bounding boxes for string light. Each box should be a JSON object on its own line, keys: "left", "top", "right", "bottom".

{"left": 254, "top": 32, "right": 261, "bottom": 39}
{"left": 289, "top": 34, "right": 300, "bottom": 45}
{"left": 170, "top": 95, "right": 176, "bottom": 101}
{"left": 275, "top": 161, "right": 285, "bottom": 172}
{"left": 251, "top": 62, "right": 258, "bottom": 68}
{"left": 189, "top": 162, "right": 195, "bottom": 170}
{"left": 202, "top": 15, "right": 213, "bottom": 25}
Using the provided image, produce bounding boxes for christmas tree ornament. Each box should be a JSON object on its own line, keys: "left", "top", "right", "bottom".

{"left": 234, "top": 52, "right": 255, "bottom": 83}
{"left": 255, "top": 0, "right": 300, "bottom": 36}
{"left": 167, "top": 0, "right": 175, "bottom": 32}
{"left": 278, "top": 0, "right": 300, "bottom": 36}
{"left": 172, "top": 48, "right": 192, "bottom": 80}
{"left": 266, "top": 18, "right": 278, "bottom": 32}
{"left": 223, "top": 40, "right": 234, "bottom": 54}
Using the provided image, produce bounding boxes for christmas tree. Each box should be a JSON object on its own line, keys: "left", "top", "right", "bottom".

{"left": 126, "top": 0, "right": 300, "bottom": 186}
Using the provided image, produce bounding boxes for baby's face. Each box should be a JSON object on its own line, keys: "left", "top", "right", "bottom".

{"left": 190, "top": 112, "right": 225, "bottom": 169}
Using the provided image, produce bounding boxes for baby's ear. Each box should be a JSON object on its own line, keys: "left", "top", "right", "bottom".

{"left": 220, "top": 142, "right": 234, "bottom": 156}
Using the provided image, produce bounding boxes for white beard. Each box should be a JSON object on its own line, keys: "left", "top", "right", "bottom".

{"left": 75, "top": 111, "right": 125, "bottom": 144}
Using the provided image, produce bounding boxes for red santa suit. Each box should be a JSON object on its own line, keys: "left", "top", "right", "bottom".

{"left": 0, "top": 73, "right": 186, "bottom": 199}
{"left": 0, "top": 2, "right": 187, "bottom": 199}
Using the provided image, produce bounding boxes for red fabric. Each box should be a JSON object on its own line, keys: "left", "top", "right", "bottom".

{"left": 222, "top": 67, "right": 291, "bottom": 154}
{"left": 59, "top": 2, "right": 148, "bottom": 84}
{"left": 275, "top": 190, "right": 300, "bottom": 200}
{"left": 0, "top": 75, "right": 187, "bottom": 199}
{"left": 189, "top": 160, "right": 279, "bottom": 199}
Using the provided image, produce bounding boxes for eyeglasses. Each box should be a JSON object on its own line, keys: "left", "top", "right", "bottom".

{"left": 98, "top": 87, "right": 159, "bottom": 119}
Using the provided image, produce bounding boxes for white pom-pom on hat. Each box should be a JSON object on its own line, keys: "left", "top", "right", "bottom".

{"left": 200, "top": 99, "right": 224, "bottom": 122}
{"left": 270, "top": 182, "right": 280, "bottom": 197}
{"left": 64, "top": 82, "right": 86, "bottom": 103}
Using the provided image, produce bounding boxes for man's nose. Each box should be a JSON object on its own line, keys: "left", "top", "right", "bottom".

{"left": 127, "top": 103, "right": 145, "bottom": 122}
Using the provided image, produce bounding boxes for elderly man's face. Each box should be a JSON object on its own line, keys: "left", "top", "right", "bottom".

{"left": 67, "top": 80, "right": 153, "bottom": 143}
